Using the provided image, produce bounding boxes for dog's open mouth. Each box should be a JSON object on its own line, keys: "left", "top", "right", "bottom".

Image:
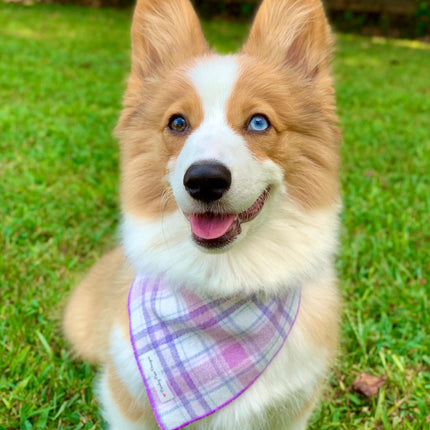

{"left": 188, "top": 188, "right": 270, "bottom": 249}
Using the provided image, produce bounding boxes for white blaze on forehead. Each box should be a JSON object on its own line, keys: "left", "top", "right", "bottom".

{"left": 173, "top": 54, "right": 243, "bottom": 167}
{"left": 188, "top": 55, "right": 239, "bottom": 120}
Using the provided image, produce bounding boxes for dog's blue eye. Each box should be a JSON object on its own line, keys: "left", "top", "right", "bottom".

{"left": 248, "top": 115, "right": 270, "bottom": 132}
{"left": 168, "top": 115, "right": 188, "bottom": 133}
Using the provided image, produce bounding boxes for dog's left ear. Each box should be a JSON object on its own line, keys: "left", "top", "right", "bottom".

{"left": 242, "top": 0, "right": 333, "bottom": 79}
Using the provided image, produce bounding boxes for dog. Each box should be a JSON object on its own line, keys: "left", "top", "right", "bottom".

{"left": 63, "top": 0, "right": 342, "bottom": 429}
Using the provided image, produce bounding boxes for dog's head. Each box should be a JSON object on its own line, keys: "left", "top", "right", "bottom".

{"left": 117, "top": 0, "right": 341, "bottom": 294}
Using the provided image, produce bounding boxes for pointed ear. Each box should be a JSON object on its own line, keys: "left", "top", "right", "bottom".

{"left": 242, "top": 0, "right": 333, "bottom": 78}
{"left": 130, "top": 0, "right": 209, "bottom": 77}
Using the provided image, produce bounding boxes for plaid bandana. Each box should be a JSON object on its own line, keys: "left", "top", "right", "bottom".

{"left": 128, "top": 274, "right": 301, "bottom": 430}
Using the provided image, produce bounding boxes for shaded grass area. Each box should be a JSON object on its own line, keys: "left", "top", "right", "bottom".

{"left": 1, "top": 3, "right": 429, "bottom": 429}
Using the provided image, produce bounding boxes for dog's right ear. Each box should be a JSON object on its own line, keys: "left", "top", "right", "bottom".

{"left": 130, "top": 0, "right": 209, "bottom": 79}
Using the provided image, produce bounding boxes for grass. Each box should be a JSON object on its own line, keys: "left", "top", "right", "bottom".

{"left": 0, "top": 3, "right": 429, "bottom": 429}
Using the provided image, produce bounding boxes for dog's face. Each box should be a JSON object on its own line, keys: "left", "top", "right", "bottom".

{"left": 117, "top": 0, "right": 341, "bottom": 293}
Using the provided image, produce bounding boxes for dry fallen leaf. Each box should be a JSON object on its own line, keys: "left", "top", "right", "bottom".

{"left": 352, "top": 372, "right": 387, "bottom": 397}
{"left": 379, "top": 176, "right": 388, "bottom": 188}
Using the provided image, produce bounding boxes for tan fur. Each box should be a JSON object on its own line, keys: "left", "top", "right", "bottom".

{"left": 298, "top": 279, "right": 340, "bottom": 360}
{"left": 231, "top": 0, "right": 341, "bottom": 209}
{"left": 129, "top": 0, "right": 208, "bottom": 81}
{"left": 115, "top": 0, "right": 209, "bottom": 219}
{"left": 242, "top": 0, "right": 333, "bottom": 78}
{"left": 65, "top": 266, "right": 339, "bottom": 425}
{"left": 64, "top": 0, "right": 341, "bottom": 427}
{"left": 228, "top": 55, "right": 340, "bottom": 209}
{"left": 117, "top": 70, "right": 206, "bottom": 219}
{"left": 63, "top": 248, "right": 133, "bottom": 363}
{"left": 106, "top": 365, "right": 149, "bottom": 423}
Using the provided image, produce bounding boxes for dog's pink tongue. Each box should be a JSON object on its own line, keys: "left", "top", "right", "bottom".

{"left": 189, "top": 214, "right": 235, "bottom": 240}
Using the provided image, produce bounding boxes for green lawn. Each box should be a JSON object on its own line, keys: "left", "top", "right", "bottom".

{"left": 1, "top": 3, "right": 429, "bottom": 429}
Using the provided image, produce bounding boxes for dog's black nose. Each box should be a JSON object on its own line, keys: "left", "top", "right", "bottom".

{"left": 183, "top": 162, "right": 232, "bottom": 203}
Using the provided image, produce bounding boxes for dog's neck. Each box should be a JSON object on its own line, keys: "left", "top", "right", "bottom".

{"left": 121, "top": 198, "right": 340, "bottom": 297}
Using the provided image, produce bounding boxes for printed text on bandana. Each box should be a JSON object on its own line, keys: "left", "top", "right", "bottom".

{"left": 141, "top": 352, "right": 175, "bottom": 403}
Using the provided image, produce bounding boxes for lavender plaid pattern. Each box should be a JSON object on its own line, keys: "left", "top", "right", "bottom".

{"left": 128, "top": 274, "right": 301, "bottom": 430}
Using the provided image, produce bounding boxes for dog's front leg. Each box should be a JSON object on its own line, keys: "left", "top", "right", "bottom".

{"left": 96, "top": 366, "right": 157, "bottom": 430}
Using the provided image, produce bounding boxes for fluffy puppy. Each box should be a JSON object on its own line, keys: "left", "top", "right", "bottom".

{"left": 64, "top": 0, "right": 342, "bottom": 429}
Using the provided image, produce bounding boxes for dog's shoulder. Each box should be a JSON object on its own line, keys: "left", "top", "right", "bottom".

{"left": 63, "top": 247, "right": 134, "bottom": 363}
